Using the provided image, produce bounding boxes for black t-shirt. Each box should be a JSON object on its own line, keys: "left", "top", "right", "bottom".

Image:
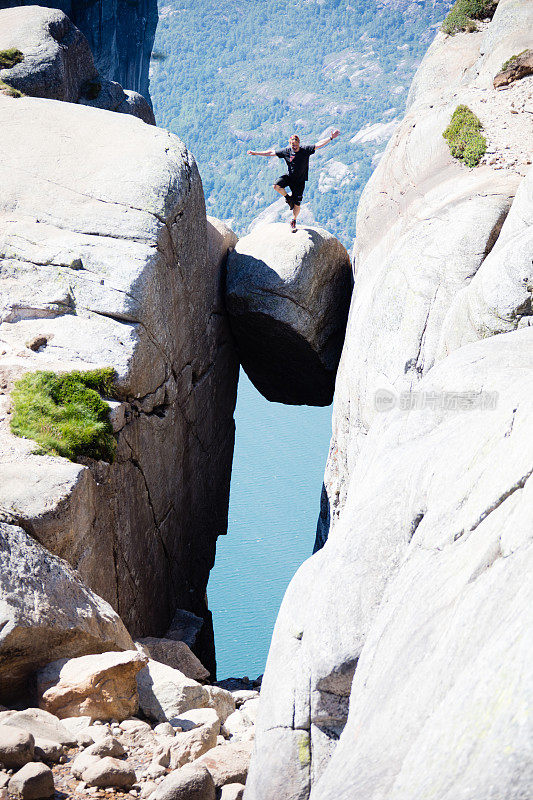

{"left": 275, "top": 144, "right": 315, "bottom": 181}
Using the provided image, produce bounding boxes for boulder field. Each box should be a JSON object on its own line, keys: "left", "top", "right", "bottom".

{"left": 246, "top": 1, "right": 533, "bottom": 799}
{"left": 0, "top": 652, "right": 258, "bottom": 798}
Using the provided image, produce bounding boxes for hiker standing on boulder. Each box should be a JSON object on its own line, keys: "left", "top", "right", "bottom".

{"left": 247, "top": 129, "right": 340, "bottom": 231}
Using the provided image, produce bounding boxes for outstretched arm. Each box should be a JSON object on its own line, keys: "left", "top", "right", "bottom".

{"left": 247, "top": 148, "right": 277, "bottom": 156}
{"left": 314, "top": 129, "right": 340, "bottom": 150}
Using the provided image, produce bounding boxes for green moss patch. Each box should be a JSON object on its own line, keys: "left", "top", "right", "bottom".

{"left": 11, "top": 368, "right": 117, "bottom": 462}
{"left": 0, "top": 79, "right": 23, "bottom": 98}
{"left": 443, "top": 105, "right": 486, "bottom": 168}
{"left": 441, "top": 0, "right": 498, "bottom": 35}
{"left": 0, "top": 48, "right": 23, "bottom": 70}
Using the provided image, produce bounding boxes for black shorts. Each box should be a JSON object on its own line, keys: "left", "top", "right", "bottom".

{"left": 275, "top": 175, "right": 306, "bottom": 205}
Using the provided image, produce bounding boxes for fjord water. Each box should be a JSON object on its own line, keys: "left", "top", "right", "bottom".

{"left": 209, "top": 369, "right": 332, "bottom": 679}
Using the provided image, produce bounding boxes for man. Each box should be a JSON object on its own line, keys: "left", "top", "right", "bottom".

{"left": 247, "top": 129, "right": 340, "bottom": 231}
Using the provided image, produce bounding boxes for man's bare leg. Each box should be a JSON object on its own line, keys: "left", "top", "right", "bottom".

{"left": 273, "top": 184, "right": 289, "bottom": 198}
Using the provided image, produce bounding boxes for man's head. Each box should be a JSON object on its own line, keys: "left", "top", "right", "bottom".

{"left": 289, "top": 134, "right": 300, "bottom": 152}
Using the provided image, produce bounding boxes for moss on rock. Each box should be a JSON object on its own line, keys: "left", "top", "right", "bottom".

{"left": 298, "top": 733, "right": 311, "bottom": 767}
{"left": 0, "top": 79, "right": 23, "bottom": 98}
{"left": 443, "top": 105, "right": 486, "bottom": 168}
{"left": 0, "top": 48, "right": 23, "bottom": 70}
{"left": 441, "top": 0, "right": 498, "bottom": 35}
{"left": 10, "top": 368, "right": 117, "bottom": 462}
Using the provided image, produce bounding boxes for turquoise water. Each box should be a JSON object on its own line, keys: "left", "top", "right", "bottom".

{"left": 209, "top": 369, "right": 332, "bottom": 679}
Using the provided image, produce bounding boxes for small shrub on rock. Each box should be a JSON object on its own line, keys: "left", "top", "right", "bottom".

{"left": 501, "top": 50, "right": 528, "bottom": 72}
{"left": 0, "top": 48, "right": 23, "bottom": 69}
{"left": 11, "top": 367, "right": 117, "bottom": 462}
{"left": 441, "top": 0, "right": 498, "bottom": 35}
{"left": 443, "top": 105, "right": 486, "bottom": 168}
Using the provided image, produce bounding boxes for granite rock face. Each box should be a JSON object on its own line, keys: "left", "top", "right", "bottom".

{"left": 318, "top": 0, "right": 531, "bottom": 545}
{"left": 0, "top": 95, "right": 238, "bottom": 681}
{"left": 0, "top": 523, "right": 133, "bottom": 701}
{"left": 226, "top": 223, "right": 352, "bottom": 406}
{"left": 0, "top": 0, "right": 158, "bottom": 100}
{"left": 246, "top": 2, "right": 533, "bottom": 798}
{"left": 0, "top": 6, "right": 155, "bottom": 123}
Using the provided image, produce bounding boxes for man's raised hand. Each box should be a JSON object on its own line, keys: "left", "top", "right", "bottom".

{"left": 330, "top": 129, "right": 340, "bottom": 139}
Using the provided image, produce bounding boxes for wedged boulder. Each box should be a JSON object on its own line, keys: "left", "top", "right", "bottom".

{"left": 136, "top": 638, "right": 210, "bottom": 683}
{"left": 37, "top": 650, "right": 147, "bottom": 721}
{"left": 225, "top": 223, "right": 352, "bottom": 406}
{"left": 0, "top": 523, "right": 133, "bottom": 702}
{"left": 81, "top": 75, "right": 155, "bottom": 124}
{"left": 136, "top": 660, "right": 209, "bottom": 723}
{"left": 0, "top": 6, "right": 154, "bottom": 123}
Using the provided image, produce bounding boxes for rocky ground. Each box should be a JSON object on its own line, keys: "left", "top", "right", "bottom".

{"left": 0, "top": 652, "right": 260, "bottom": 800}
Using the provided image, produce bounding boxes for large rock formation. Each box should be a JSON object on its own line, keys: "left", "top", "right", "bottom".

{"left": 0, "top": 522, "right": 133, "bottom": 700}
{"left": 226, "top": 224, "right": 352, "bottom": 406}
{"left": 0, "top": 6, "right": 154, "bottom": 123}
{"left": 0, "top": 91, "right": 238, "bottom": 685}
{"left": 247, "top": 2, "right": 533, "bottom": 798}
{"left": 0, "top": 0, "right": 157, "bottom": 100}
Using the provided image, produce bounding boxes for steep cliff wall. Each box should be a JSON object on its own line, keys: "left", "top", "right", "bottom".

{"left": 0, "top": 93, "right": 238, "bottom": 682}
{"left": 247, "top": 1, "right": 533, "bottom": 797}
{"left": 0, "top": 0, "right": 157, "bottom": 98}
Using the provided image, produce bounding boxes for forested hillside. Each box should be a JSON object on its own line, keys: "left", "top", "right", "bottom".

{"left": 150, "top": 0, "right": 453, "bottom": 245}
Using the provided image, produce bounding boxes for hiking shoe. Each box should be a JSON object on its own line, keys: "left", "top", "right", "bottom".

{"left": 290, "top": 218, "right": 297, "bottom": 232}
{"left": 285, "top": 194, "right": 295, "bottom": 209}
